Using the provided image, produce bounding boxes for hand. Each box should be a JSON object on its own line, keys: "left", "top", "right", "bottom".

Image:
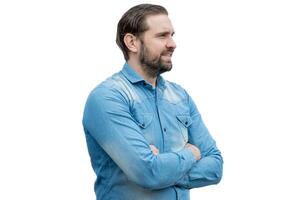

{"left": 185, "top": 143, "right": 201, "bottom": 161}
{"left": 149, "top": 145, "right": 159, "bottom": 155}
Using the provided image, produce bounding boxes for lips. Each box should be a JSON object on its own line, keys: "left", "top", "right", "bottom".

{"left": 162, "top": 51, "right": 173, "bottom": 57}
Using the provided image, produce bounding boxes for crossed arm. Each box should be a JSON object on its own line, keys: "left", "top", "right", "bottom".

{"left": 83, "top": 86, "right": 222, "bottom": 190}
{"left": 150, "top": 139, "right": 222, "bottom": 189}
{"left": 150, "top": 141, "right": 222, "bottom": 189}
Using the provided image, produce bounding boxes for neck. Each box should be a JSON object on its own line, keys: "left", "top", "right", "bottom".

{"left": 127, "top": 58, "right": 157, "bottom": 88}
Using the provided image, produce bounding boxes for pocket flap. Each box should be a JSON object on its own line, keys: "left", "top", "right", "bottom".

{"left": 134, "top": 113, "right": 153, "bottom": 129}
{"left": 176, "top": 115, "right": 192, "bottom": 128}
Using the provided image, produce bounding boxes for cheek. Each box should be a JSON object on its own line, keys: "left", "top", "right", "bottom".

{"left": 147, "top": 47, "right": 161, "bottom": 57}
{"left": 143, "top": 41, "right": 165, "bottom": 57}
{"left": 149, "top": 41, "right": 165, "bottom": 52}
{"left": 152, "top": 46, "right": 165, "bottom": 57}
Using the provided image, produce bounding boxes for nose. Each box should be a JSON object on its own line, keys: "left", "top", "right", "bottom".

{"left": 166, "top": 37, "right": 176, "bottom": 49}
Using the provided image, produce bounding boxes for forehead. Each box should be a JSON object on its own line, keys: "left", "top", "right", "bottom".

{"left": 144, "top": 14, "right": 174, "bottom": 34}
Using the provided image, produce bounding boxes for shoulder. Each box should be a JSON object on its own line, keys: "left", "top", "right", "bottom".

{"left": 162, "top": 79, "right": 189, "bottom": 103}
{"left": 87, "top": 72, "right": 129, "bottom": 104}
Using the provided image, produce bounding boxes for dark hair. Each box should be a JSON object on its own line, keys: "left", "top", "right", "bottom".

{"left": 116, "top": 4, "right": 168, "bottom": 60}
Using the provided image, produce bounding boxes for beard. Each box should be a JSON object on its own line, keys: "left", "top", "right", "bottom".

{"left": 139, "top": 40, "right": 174, "bottom": 78}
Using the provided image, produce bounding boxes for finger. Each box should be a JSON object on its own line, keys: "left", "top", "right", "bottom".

{"left": 149, "top": 145, "right": 159, "bottom": 155}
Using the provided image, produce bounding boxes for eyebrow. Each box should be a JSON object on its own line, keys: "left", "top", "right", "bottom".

{"left": 155, "top": 31, "right": 175, "bottom": 37}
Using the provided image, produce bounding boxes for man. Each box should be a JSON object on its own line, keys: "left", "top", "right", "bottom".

{"left": 82, "top": 4, "right": 223, "bottom": 200}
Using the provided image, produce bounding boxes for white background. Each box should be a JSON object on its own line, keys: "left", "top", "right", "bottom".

{"left": 1, "top": 0, "right": 299, "bottom": 199}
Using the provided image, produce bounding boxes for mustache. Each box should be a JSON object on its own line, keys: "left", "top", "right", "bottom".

{"left": 162, "top": 48, "right": 175, "bottom": 55}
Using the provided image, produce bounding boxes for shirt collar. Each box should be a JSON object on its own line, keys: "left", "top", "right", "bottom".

{"left": 121, "top": 62, "right": 166, "bottom": 89}
{"left": 121, "top": 62, "right": 144, "bottom": 84}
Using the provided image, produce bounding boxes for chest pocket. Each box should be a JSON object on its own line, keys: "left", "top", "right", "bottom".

{"left": 176, "top": 114, "right": 193, "bottom": 143}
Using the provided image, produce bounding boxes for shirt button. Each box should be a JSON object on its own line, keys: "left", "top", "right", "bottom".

{"left": 142, "top": 123, "right": 145, "bottom": 127}
{"left": 185, "top": 121, "right": 188, "bottom": 125}
{"left": 163, "top": 128, "right": 166, "bottom": 132}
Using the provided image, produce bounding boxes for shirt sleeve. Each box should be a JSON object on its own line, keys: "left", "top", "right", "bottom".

{"left": 175, "top": 91, "right": 223, "bottom": 189}
{"left": 82, "top": 86, "right": 196, "bottom": 190}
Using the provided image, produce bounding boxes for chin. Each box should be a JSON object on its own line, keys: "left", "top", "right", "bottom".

{"left": 164, "top": 62, "right": 173, "bottom": 70}
{"left": 159, "top": 64, "right": 172, "bottom": 74}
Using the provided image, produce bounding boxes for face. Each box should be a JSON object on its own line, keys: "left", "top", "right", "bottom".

{"left": 138, "top": 14, "right": 176, "bottom": 77}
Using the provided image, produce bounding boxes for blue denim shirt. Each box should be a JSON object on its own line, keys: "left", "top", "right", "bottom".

{"left": 82, "top": 63, "right": 223, "bottom": 200}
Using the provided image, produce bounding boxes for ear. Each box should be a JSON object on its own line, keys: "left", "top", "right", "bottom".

{"left": 123, "top": 33, "right": 139, "bottom": 53}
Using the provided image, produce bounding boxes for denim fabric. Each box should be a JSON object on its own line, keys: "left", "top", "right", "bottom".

{"left": 82, "top": 63, "right": 223, "bottom": 200}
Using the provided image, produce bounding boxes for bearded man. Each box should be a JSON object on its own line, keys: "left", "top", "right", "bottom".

{"left": 82, "top": 4, "right": 223, "bottom": 200}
